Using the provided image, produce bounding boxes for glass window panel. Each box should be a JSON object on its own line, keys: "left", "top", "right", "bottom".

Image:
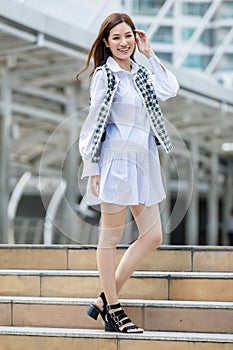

{"left": 137, "top": 23, "right": 150, "bottom": 32}
{"left": 182, "top": 28, "right": 195, "bottom": 41}
{"left": 215, "top": 1, "right": 233, "bottom": 19}
{"left": 156, "top": 52, "right": 172, "bottom": 63}
{"left": 199, "top": 29, "right": 214, "bottom": 46}
{"left": 152, "top": 26, "right": 173, "bottom": 43}
{"left": 217, "top": 54, "right": 233, "bottom": 70}
{"left": 182, "top": 2, "right": 209, "bottom": 16}
{"left": 132, "top": 0, "right": 165, "bottom": 16}
{"left": 184, "top": 55, "right": 211, "bottom": 69}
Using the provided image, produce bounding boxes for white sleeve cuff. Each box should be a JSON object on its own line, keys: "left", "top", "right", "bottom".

{"left": 81, "top": 159, "right": 100, "bottom": 178}
{"left": 148, "top": 56, "right": 167, "bottom": 75}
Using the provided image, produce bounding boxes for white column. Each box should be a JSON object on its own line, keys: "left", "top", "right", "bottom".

{"left": 222, "top": 162, "right": 233, "bottom": 245}
{"left": 207, "top": 153, "right": 219, "bottom": 245}
{"left": 8, "top": 171, "right": 32, "bottom": 244}
{"left": 43, "top": 180, "right": 67, "bottom": 244}
{"left": 65, "top": 86, "right": 77, "bottom": 208}
{"left": 63, "top": 86, "right": 78, "bottom": 242}
{"left": 161, "top": 152, "right": 171, "bottom": 244}
{"left": 0, "top": 73, "right": 12, "bottom": 243}
{"left": 186, "top": 137, "right": 199, "bottom": 245}
{"left": 173, "top": 0, "right": 182, "bottom": 63}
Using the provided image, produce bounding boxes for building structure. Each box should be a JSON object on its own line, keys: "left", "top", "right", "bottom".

{"left": 124, "top": 0, "right": 233, "bottom": 88}
{"left": 0, "top": 0, "right": 232, "bottom": 246}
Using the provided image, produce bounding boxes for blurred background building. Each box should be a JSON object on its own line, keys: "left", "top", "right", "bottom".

{"left": 0, "top": 0, "right": 233, "bottom": 246}
{"left": 125, "top": 0, "right": 233, "bottom": 88}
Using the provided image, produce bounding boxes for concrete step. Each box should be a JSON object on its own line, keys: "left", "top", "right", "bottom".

{"left": 0, "top": 327, "right": 232, "bottom": 350}
{"left": 0, "top": 269, "right": 232, "bottom": 301}
{"left": 0, "top": 296, "right": 232, "bottom": 334}
{"left": 0, "top": 245, "right": 232, "bottom": 272}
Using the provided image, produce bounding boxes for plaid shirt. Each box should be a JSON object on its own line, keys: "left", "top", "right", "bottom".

{"left": 91, "top": 64, "right": 173, "bottom": 163}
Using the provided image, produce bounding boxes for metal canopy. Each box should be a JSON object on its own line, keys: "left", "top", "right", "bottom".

{"left": 0, "top": 0, "right": 232, "bottom": 244}
{"left": 0, "top": 0, "right": 232, "bottom": 174}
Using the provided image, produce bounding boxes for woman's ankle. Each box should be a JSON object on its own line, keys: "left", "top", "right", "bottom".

{"left": 106, "top": 302, "right": 121, "bottom": 312}
{"left": 94, "top": 296, "right": 104, "bottom": 311}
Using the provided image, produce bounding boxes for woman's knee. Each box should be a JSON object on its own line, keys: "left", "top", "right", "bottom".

{"left": 138, "top": 226, "right": 163, "bottom": 249}
{"left": 98, "top": 227, "right": 124, "bottom": 248}
{"left": 155, "top": 231, "right": 163, "bottom": 247}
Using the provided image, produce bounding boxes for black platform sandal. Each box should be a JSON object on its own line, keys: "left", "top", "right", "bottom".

{"left": 86, "top": 292, "right": 107, "bottom": 322}
{"left": 105, "top": 303, "right": 143, "bottom": 333}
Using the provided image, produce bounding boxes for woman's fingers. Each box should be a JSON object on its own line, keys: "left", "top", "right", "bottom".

{"left": 135, "top": 29, "right": 148, "bottom": 47}
{"left": 135, "top": 29, "right": 154, "bottom": 58}
{"left": 134, "top": 30, "right": 147, "bottom": 41}
{"left": 134, "top": 29, "right": 146, "bottom": 36}
{"left": 91, "top": 175, "right": 100, "bottom": 197}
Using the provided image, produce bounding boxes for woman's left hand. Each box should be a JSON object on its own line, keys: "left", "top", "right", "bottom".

{"left": 91, "top": 175, "right": 100, "bottom": 197}
{"left": 134, "top": 29, "right": 155, "bottom": 59}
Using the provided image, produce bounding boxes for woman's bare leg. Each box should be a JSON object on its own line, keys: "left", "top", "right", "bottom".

{"left": 115, "top": 203, "right": 162, "bottom": 293}
{"left": 97, "top": 203, "right": 127, "bottom": 305}
{"left": 96, "top": 202, "right": 144, "bottom": 332}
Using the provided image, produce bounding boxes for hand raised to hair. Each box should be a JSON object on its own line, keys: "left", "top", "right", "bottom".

{"left": 134, "top": 29, "right": 155, "bottom": 59}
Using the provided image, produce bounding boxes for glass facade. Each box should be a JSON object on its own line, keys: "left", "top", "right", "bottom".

{"left": 182, "top": 28, "right": 214, "bottom": 46}
{"left": 133, "top": 0, "right": 164, "bottom": 15}
{"left": 133, "top": 0, "right": 174, "bottom": 16}
{"left": 184, "top": 55, "right": 211, "bottom": 69}
{"left": 152, "top": 26, "right": 173, "bottom": 44}
{"left": 182, "top": 28, "right": 195, "bottom": 41}
{"left": 217, "top": 54, "right": 233, "bottom": 70}
{"left": 215, "top": 1, "right": 233, "bottom": 19}
{"left": 182, "top": 2, "right": 210, "bottom": 16}
{"left": 137, "top": 23, "right": 150, "bottom": 31}
{"left": 157, "top": 52, "right": 172, "bottom": 63}
{"left": 127, "top": 0, "right": 233, "bottom": 83}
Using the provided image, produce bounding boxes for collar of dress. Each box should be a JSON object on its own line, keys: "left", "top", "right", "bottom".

{"left": 106, "top": 56, "right": 139, "bottom": 75}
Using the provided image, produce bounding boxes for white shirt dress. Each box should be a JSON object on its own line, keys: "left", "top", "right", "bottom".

{"left": 79, "top": 56, "right": 179, "bottom": 206}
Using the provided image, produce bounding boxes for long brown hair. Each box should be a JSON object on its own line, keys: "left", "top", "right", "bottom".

{"left": 76, "top": 13, "right": 136, "bottom": 79}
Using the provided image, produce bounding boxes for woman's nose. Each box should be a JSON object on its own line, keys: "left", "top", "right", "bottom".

{"left": 120, "top": 37, "right": 127, "bottom": 46}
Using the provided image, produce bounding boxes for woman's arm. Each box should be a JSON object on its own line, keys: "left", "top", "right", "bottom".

{"left": 135, "top": 29, "right": 179, "bottom": 101}
{"left": 79, "top": 69, "right": 106, "bottom": 178}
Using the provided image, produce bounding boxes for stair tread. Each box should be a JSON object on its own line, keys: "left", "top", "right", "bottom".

{"left": 0, "top": 269, "right": 232, "bottom": 278}
{"left": 0, "top": 326, "right": 232, "bottom": 342}
{"left": 0, "top": 244, "right": 232, "bottom": 251}
{"left": 0, "top": 296, "right": 232, "bottom": 308}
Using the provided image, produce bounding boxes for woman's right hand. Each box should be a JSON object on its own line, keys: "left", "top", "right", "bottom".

{"left": 91, "top": 175, "right": 100, "bottom": 197}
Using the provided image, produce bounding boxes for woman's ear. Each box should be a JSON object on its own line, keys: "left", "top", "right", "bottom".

{"left": 103, "top": 38, "right": 109, "bottom": 47}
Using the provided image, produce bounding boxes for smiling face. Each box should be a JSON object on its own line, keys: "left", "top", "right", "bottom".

{"left": 105, "top": 22, "right": 136, "bottom": 66}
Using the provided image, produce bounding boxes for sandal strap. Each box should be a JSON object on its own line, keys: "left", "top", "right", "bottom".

{"left": 106, "top": 303, "right": 121, "bottom": 310}
{"left": 108, "top": 309, "right": 132, "bottom": 326}
{"left": 110, "top": 309, "right": 127, "bottom": 318}
{"left": 122, "top": 324, "right": 142, "bottom": 333}
{"left": 106, "top": 306, "right": 143, "bottom": 333}
{"left": 100, "top": 292, "right": 107, "bottom": 306}
{"left": 117, "top": 317, "right": 132, "bottom": 327}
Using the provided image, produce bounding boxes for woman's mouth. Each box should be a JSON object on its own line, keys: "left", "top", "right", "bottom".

{"left": 118, "top": 47, "right": 130, "bottom": 54}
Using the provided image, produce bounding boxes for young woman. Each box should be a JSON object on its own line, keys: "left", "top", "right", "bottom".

{"left": 77, "top": 13, "right": 179, "bottom": 333}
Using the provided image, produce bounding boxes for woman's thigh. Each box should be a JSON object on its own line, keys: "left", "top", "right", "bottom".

{"left": 99, "top": 203, "right": 128, "bottom": 247}
{"left": 100, "top": 203, "right": 128, "bottom": 229}
{"left": 130, "top": 203, "right": 162, "bottom": 239}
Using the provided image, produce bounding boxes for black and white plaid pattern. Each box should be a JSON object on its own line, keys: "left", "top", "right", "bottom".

{"left": 135, "top": 65, "right": 173, "bottom": 153}
{"left": 91, "top": 66, "right": 118, "bottom": 162}
{"left": 91, "top": 64, "right": 172, "bottom": 163}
